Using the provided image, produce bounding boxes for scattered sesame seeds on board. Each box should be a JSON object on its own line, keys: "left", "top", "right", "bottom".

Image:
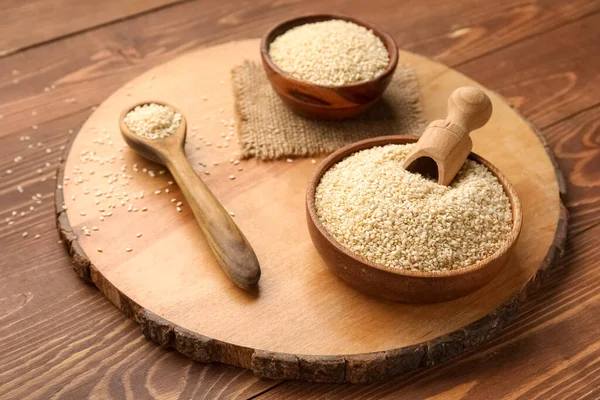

{"left": 123, "top": 103, "right": 181, "bottom": 140}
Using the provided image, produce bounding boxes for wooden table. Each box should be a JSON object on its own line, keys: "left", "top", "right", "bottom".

{"left": 1, "top": 1, "right": 598, "bottom": 398}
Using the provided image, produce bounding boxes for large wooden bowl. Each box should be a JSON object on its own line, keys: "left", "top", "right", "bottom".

{"left": 260, "top": 14, "right": 398, "bottom": 119}
{"left": 306, "top": 136, "right": 523, "bottom": 303}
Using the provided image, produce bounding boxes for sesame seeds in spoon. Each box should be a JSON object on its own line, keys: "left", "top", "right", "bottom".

{"left": 120, "top": 101, "right": 261, "bottom": 290}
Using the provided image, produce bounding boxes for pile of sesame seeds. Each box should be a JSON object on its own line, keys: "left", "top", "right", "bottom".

{"left": 123, "top": 103, "right": 181, "bottom": 140}
{"left": 315, "top": 144, "right": 513, "bottom": 272}
{"left": 268, "top": 19, "right": 390, "bottom": 86}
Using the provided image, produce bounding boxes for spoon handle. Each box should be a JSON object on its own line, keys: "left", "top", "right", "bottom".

{"left": 165, "top": 149, "right": 261, "bottom": 289}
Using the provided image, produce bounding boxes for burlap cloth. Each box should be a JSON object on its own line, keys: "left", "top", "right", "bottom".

{"left": 232, "top": 61, "right": 426, "bottom": 159}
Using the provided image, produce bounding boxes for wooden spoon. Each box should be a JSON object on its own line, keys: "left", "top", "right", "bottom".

{"left": 119, "top": 101, "right": 261, "bottom": 290}
{"left": 402, "top": 86, "right": 493, "bottom": 185}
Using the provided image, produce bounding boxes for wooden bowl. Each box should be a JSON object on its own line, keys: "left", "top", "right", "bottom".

{"left": 260, "top": 14, "right": 399, "bottom": 120}
{"left": 306, "top": 136, "right": 523, "bottom": 303}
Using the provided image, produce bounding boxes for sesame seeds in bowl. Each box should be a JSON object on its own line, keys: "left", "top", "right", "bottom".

{"left": 268, "top": 19, "right": 391, "bottom": 87}
{"left": 306, "top": 136, "right": 523, "bottom": 303}
{"left": 314, "top": 143, "right": 513, "bottom": 273}
{"left": 260, "top": 15, "right": 399, "bottom": 119}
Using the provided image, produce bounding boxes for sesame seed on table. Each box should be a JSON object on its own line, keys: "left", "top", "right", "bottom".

{"left": 1, "top": 0, "right": 600, "bottom": 399}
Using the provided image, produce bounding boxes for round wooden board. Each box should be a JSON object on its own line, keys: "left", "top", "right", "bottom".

{"left": 56, "top": 39, "right": 567, "bottom": 383}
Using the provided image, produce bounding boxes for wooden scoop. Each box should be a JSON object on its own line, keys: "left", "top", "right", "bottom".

{"left": 119, "top": 101, "right": 261, "bottom": 290}
{"left": 402, "top": 86, "right": 493, "bottom": 185}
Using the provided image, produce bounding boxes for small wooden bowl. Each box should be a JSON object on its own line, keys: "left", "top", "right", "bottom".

{"left": 260, "top": 14, "right": 399, "bottom": 120}
{"left": 306, "top": 136, "right": 523, "bottom": 303}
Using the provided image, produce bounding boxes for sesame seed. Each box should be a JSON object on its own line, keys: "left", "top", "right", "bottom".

{"left": 22, "top": 232, "right": 28, "bottom": 238}
{"left": 315, "top": 144, "right": 512, "bottom": 272}
{"left": 123, "top": 103, "right": 181, "bottom": 140}
{"left": 136, "top": 233, "right": 142, "bottom": 238}
{"left": 228, "top": 175, "right": 235, "bottom": 180}
{"left": 97, "top": 248, "right": 103, "bottom": 252}
{"left": 269, "top": 20, "right": 390, "bottom": 86}
{"left": 125, "top": 248, "right": 132, "bottom": 252}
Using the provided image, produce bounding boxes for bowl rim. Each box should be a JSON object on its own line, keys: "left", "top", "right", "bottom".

{"left": 260, "top": 14, "right": 399, "bottom": 90}
{"left": 306, "top": 135, "right": 523, "bottom": 279}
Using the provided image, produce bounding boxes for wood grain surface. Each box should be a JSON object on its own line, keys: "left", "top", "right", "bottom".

{"left": 0, "top": 0, "right": 184, "bottom": 57}
{"left": 1, "top": 0, "right": 599, "bottom": 398}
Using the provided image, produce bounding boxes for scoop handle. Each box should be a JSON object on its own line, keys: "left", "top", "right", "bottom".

{"left": 446, "top": 86, "right": 492, "bottom": 137}
{"left": 402, "top": 86, "right": 492, "bottom": 185}
{"left": 165, "top": 148, "right": 261, "bottom": 289}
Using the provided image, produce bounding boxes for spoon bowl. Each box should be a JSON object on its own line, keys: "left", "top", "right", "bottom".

{"left": 119, "top": 100, "right": 186, "bottom": 164}
{"left": 120, "top": 101, "right": 261, "bottom": 290}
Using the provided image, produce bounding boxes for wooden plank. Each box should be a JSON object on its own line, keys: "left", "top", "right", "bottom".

{"left": 0, "top": 0, "right": 598, "bottom": 395}
{"left": 255, "top": 223, "right": 600, "bottom": 399}
{"left": 544, "top": 104, "right": 600, "bottom": 235}
{"left": 455, "top": 10, "right": 600, "bottom": 129}
{"left": 0, "top": 0, "right": 184, "bottom": 57}
{"left": 2, "top": 0, "right": 600, "bottom": 137}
